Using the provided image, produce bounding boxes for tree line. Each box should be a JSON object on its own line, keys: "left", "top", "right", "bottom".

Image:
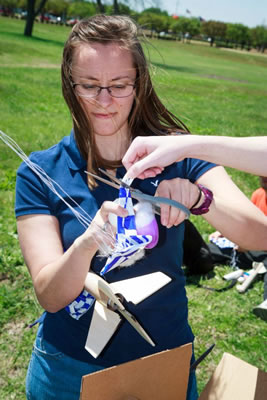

{"left": 1, "top": 0, "right": 267, "bottom": 52}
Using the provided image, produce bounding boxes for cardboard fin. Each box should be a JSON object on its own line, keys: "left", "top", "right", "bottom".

{"left": 81, "top": 343, "right": 192, "bottom": 400}
{"left": 85, "top": 301, "right": 121, "bottom": 358}
{"left": 109, "top": 272, "right": 172, "bottom": 305}
{"left": 199, "top": 352, "right": 267, "bottom": 400}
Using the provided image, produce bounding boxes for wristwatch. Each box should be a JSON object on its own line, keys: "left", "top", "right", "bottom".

{"left": 190, "top": 184, "right": 213, "bottom": 215}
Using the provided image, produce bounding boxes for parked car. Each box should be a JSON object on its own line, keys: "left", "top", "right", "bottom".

{"left": 35, "top": 13, "right": 51, "bottom": 23}
{"left": 49, "top": 15, "right": 61, "bottom": 24}
{"left": 0, "top": 6, "right": 13, "bottom": 17}
{"left": 21, "top": 11, "right": 27, "bottom": 19}
{"left": 66, "top": 18, "right": 80, "bottom": 27}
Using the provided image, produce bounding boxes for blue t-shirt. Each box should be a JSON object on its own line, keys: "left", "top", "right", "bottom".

{"left": 15, "top": 131, "right": 215, "bottom": 367}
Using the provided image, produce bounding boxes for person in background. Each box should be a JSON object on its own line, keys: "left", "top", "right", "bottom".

{"left": 208, "top": 175, "right": 267, "bottom": 321}
{"left": 247, "top": 176, "right": 267, "bottom": 320}
{"left": 251, "top": 176, "right": 267, "bottom": 215}
{"left": 15, "top": 15, "right": 267, "bottom": 400}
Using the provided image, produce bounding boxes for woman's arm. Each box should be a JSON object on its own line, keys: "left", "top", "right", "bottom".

{"left": 122, "top": 135, "right": 267, "bottom": 179}
{"left": 151, "top": 169, "right": 267, "bottom": 250}
{"left": 17, "top": 202, "right": 127, "bottom": 313}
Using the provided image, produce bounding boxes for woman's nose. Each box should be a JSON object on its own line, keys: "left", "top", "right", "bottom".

{"left": 96, "top": 87, "right": 113, "bottom": 106}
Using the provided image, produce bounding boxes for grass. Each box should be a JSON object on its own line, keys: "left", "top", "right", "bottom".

{"left": 0, "top": 17, "right": 267, "bottom": 398}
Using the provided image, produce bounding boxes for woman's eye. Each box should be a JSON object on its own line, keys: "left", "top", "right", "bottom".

{"left": 112, "top": 85, "right": 126, "bottom": 89}
{"left": 82, "top": 84, "right": 96, "bottom": 90}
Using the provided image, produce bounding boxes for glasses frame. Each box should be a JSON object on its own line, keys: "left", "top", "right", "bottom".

{"left": 72, "top": 83, "right": 135, "bottom": 98}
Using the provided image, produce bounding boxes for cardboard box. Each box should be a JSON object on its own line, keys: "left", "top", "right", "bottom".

{"left": 199, "top": 352, "right": 267, "bottom": 400}
{"left": 81, "top": 343, "right": 267, "bottom": 400}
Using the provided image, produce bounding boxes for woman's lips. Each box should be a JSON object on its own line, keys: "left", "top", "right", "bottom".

{"left": 93, "top": 113, "right": 116, "bottom": 119}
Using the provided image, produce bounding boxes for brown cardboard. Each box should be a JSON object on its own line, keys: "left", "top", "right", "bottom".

{"left": 199, "top": 352, "right": 267, "bottom": 400}
{"left": 81, "top": 345, "right": 267, "bottom": 400}
{"left": 81, "top": 343, "right": 192, "bottom": 400}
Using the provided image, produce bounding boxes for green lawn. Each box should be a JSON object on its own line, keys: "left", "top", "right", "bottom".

{"left": 0, "top": 17, "right": 267, "bottom": 398}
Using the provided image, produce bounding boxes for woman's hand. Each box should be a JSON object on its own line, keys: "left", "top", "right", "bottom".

{"left": 156, "top": 178, "right": 200, "bottom": 228}
{"left": 77, "top": 200, "right": 128, "bottom": 252}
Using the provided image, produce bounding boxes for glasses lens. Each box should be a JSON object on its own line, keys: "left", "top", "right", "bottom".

{"left": 109, "top": 85, "right": 134, "bottom": 98}
{"left": 76, "top": 85, "right": 99, "bottom": 98}
{"left": 75, "top": 84, "right": 134, "bottom": 98}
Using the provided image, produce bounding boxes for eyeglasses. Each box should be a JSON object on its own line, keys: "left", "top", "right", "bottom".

{"left": 72, "top": 83, "right": 135, "bottom": 98}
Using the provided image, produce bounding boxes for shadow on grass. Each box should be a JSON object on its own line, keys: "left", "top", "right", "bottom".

{"left": 152, "top": 62, "right": 196, "bottom": 74}
{"left": 184, "top": 269, "right": 215, "bottom": 287}
{"left": 2, "top": 31, "right": 65, "bottom": 48}
{"left": 185, "top": 269, "right": 237, "bottom": 293}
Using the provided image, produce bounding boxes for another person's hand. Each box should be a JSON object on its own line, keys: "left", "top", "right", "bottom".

{"left": 156, "top": 178, "right": 200, "bottom": 227}
{"left": 123, "top": 136, "right": 186, "bottom": 180}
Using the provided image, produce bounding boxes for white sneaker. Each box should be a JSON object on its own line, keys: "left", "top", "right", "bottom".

{"left": 253, "top": 299, "right": 267, "bottom": 321}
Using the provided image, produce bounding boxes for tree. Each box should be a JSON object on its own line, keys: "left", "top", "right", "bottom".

{"left": 116, "top": 3, "right": 133, "bottom": 16}
{"left": 171, "top": 16, "right": 193, "bottom": 41}
{"left": 142, "top": 7, "right": 168, "bottom": 16}
{"left": 94, "top": 0, "right": 122, "bottom": 14}
{"left": 138, "top": 12, "right": 170, "bottom": 36}
{"left": 1, "top": 0, "right": 19, "bottom": 15}
{"left": 226, "top": 23, "right": 250, "bottom": 49}
{"left": 68, "top": 1, "right": 96, "bottom": 19}
{"left": 95, "top": 0, "right": 105, "bottom": 13}
{"left": 46, "top": 0, "right": 68, "bottom": 17}
{"left": 104, "top": 2, "right": 134, "bottom": 16}
{"left": 113, "top": 0, "right": 119, "bottom": 14}
{"left": 201, "top": 20, "right": 227, "bottom": 46}
{"left": 251, "top": 25, "right": 267, "bottom": 53}
{"left": 186, "top": 18, "right": 201, "bottom": 41}
{"left": 24, "top": 0, "right": 48, "bottom": 37}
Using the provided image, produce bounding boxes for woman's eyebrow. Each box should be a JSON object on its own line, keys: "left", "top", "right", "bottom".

{"left": 111, "top": 75, "right": 134, "bottom": 81}
{"left": 82, "top": 75, "right": 134, "bottom": 81}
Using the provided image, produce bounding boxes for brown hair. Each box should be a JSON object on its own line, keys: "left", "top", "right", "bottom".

{"left": 61, "top": 14, "right": 188, "bottom": 186}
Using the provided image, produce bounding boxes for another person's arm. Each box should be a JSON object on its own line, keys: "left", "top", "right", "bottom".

{"left": 123, "top": 135, "right": 267, "bottom": 179}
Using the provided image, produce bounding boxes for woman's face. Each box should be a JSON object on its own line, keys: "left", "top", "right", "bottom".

{"left": 72, "top": 42, "right": 136, "bottom": 140}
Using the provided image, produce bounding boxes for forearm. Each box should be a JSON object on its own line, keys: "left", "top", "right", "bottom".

{"left": 187, "top": 136, "right": 267, "bottom": 176}
{"left": 19, "top": 203, "right": 125, "bottom": 313}
{"left": 123, "top": 135, "right": 267, "bottom": 180}
{"left": 33, "top": 232, "right": 99, "bottom": 313}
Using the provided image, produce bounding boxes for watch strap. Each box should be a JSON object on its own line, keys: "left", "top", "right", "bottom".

{"left": 190, "top": 184, "right": 213, "bottom": 215}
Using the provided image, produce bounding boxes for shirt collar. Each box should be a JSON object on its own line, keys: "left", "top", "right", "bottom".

{"left": 64, "top": 129, "right": 87, "bottom": 171}
{"left": 64, "top": 131, "right": 128, "bottom": 176}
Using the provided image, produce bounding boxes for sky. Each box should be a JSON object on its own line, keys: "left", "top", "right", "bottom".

{"left": 135, "top": 0, "right": 267, "bottom": 28}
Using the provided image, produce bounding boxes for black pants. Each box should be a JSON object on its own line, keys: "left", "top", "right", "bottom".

{"left": 183, "top": 220, "right": 214, "bottom": 275}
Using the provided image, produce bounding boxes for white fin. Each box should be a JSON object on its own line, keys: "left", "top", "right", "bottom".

{"left": 110, "top": 272, "right": 171, "bottom": 305}
{"left": 85, "top": 301, "right": 121, "bottom": 358}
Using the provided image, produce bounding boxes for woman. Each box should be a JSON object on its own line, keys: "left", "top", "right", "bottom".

{"left": 15, "top": 15, "right": 266, "bottom": 400}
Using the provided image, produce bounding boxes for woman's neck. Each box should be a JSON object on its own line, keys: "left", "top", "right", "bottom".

{"left": 95, "top": 131, "right": 130, "bottom": 162}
